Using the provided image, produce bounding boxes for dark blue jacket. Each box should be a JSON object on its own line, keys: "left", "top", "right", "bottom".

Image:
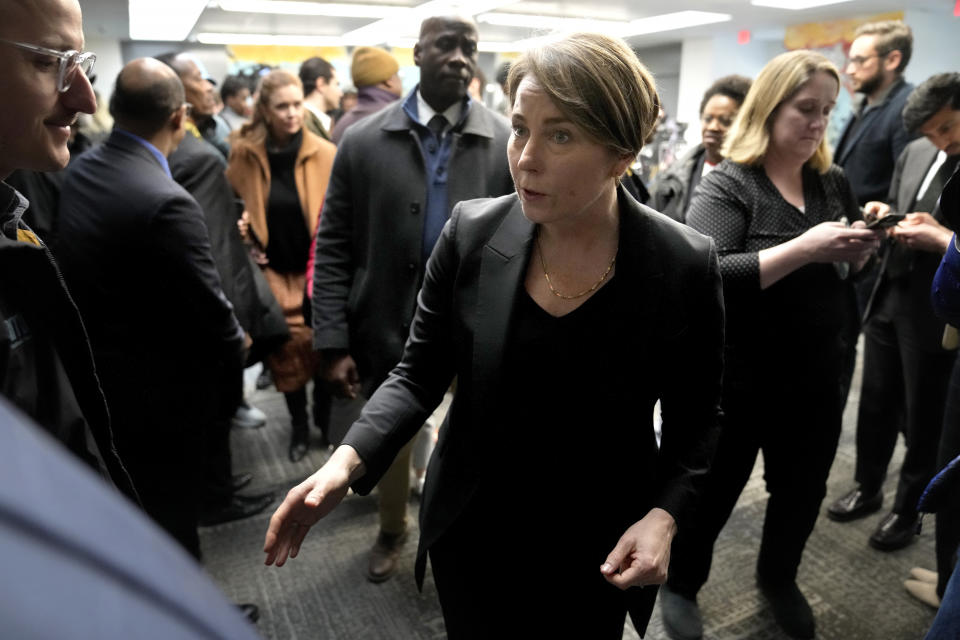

{"left": 834, "top": 78, "right": 917, "bottom": 205}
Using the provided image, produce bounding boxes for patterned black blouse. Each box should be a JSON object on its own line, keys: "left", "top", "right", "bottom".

{"left": 686, "top": 160, "right": 860, "bottom": 354}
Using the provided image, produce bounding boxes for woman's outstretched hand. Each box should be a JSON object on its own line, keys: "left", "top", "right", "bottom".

{"left": 263, "top": 445, "right": 365, "bottom": 567}
{"left": 600, "top": 507, "right": 677, "bottom": 590}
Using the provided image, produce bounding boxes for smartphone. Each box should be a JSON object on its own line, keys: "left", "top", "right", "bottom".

{"left": 866, "top": 213, "right": 906, "bottom": 229}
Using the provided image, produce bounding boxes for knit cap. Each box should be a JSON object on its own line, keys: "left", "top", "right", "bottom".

{"left": 351, "top": 46, "right": 399, "bottom": 87}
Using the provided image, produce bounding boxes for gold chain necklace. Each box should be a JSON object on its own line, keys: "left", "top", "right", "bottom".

{"left": 536, "top": 231, "right": 617, "bottom": 300}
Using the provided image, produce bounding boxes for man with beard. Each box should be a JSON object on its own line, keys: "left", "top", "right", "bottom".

{"left": 834, "top": 20, "right": 916, "bottom": 207}
{"left": 312, "top": 15, "right": 513, "bottom": 583}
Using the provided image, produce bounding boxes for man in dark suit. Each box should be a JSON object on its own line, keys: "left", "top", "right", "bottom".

{"left": 57, "top": 58, "right": 245, "bottom": 559}
{"left": 0, "top": 0, "right": 136, "bottom": 499}
{"left": 163, "top": 53, "right": 284, "bottom": 526}
{"left": 312, "top": 15, "right": 513, "bottom": 582}
{"left": 828, "top": 74, "right": 960, "bottom": 552}
{"left": 834, "top": 20, "right": 916, "bottom": 207}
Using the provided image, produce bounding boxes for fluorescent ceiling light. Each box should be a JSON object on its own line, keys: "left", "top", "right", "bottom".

{"left": 341, "top": 0, "right": 514, "bottom": 46}
{"left": 751, "top": 0, "right": 855, "bottom": 8}
{"left": 477, "top": 13, "right": 625, "bottom": 33}
{"left": 217, "top": 1, "right": 408, "bottom": 18}
{"left": 624, "top": 11, "right": 731, "bottom": 36}
{"left": 129, "top": 0, "right": 207, "bottom": 40}
{"left": 476, "top": 10, "right": 730, "bottom": 38}
{"left": 196, "top": 32, "right": 345, "bottom": 46}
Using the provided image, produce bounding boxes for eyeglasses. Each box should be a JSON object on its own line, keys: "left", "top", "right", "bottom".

{"left": 846, "top": 53, "right": 884, "bottom": 68}
{"left": 0, "top": 38, "right": 96, "bottom": 93}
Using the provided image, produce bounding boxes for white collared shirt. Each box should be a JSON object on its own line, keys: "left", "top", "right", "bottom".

{"left": 304, "top": 102, "right": 332, "bottom": 133}
{"left": 416, "top": 90, "right": 463, "bottom": 136}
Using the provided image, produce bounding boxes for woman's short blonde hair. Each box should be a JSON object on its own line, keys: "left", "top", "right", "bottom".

{"left": 506, "top": 33, "right": 659, "bottom": 158}
{"left": 722, "top": 50, "right": 840, "bottom": 173}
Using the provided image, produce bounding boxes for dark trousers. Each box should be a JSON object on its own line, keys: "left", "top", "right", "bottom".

{"left": 429, "top": 508, "right": 630, "bottom": 639}
{"left": 936, "top": 357, "right": 960, "bottom": 597}
{"left": 668, "top": 351, "right": 842, "bottom": 597}
{"left": 854, "top": 312, "right": 955, "bottom": 514}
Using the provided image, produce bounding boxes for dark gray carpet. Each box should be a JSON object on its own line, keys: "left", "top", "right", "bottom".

{"left": 200, "top": 354, "right": 938, "bottom": 639}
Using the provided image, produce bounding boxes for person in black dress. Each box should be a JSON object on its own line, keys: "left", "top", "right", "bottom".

{"left": 660, "top": 50, "right": 881, "bottom": 640}
{"left": 263, "top": 32, "right": 724, "bottom": 638}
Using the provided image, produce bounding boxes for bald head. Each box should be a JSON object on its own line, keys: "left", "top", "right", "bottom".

{"left": 109, "top": 58, "right": 184, "bottom": 137}
{"left": 418, "top": 15, "right": 477, "bottom": 40}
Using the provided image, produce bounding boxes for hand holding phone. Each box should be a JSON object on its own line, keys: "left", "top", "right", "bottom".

{"left": 866, "top": 213, "right": 906, "bottom": 229}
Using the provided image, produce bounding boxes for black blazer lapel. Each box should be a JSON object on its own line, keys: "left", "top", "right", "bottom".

{"left": 615, "top": 188, "right": 665, "bottom": 337}
{"left": 471, "top": 199, "right": 533, "bottom": 412}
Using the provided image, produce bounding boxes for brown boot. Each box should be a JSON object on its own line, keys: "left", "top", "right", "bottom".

{"left": 366, "top": 529, "right": 408, "bottom": 583}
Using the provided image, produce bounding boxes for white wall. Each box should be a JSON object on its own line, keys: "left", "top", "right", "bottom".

{"left": 903, "top": 7, "right": 960, "bottom": 85}
{"left": 676, "top": 34, "right": 784, "bottom": 148}
{"left": 84, "top": 36, "right": 124, "bottom": 103}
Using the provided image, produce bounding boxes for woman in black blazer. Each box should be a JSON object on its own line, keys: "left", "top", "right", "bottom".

{"left": 264, "top": 32, "right": 724, "bottom": 637}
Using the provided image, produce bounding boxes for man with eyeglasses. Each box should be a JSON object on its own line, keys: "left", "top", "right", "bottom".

{"left": 0, "top": 0, "right": 137, "bottom": 499}
{"left": 834, "top": 20, "right": 917, "bottom": 208}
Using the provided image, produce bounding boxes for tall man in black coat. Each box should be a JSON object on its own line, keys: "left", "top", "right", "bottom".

{"left": 828, "top": 75, "right": 960, "bottom": 552}
{"left": 312, "top": 15, "right": 514, "bottom": 582}
{"left": 57, "top": 59, "right": 245, "bottom": 558}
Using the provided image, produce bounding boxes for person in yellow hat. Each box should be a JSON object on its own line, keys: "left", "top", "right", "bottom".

{"left": 330, "top": 46, "right": 403, "bottom": 144}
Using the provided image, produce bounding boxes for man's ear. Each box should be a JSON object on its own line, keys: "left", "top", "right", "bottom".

{"left": 413, "top": 42, "right": 422, "bottom": 67}
{"left": 884, "top": 49, "right": 902, "bottom": 74}
{"left": 170, "top": 105, "right": 185, "bottom": 132}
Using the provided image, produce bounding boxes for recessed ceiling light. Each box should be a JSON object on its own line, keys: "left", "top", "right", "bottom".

{"left": 217, "top": 1, "right": 408, "bottom": 18}
{"left": 195, "top": 32, "right": 346, "bottom": 46}
{"left": 750, "top": 0, "right": 856, "bottom": 9}
{"left": 129, "top": 0, "right": 207, "bottom": 40}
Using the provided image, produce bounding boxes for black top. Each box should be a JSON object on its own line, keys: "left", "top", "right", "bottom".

{"left": 266, "top": 130, "right": 311, "bottom": 273}
{"left": 686, "top": 160, "right": 859, "bottom": 353}
{"left": 471, "top": 275, "right": 636, "bottom": 549}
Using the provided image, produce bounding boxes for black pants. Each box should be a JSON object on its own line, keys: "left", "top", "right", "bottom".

{"left": 429, "top": 505, "right": 630, "bottom": 639}
{"left": 668, "top": 349, "right": 842, "bottom": 596}
{"left": 854, "top": 311, "right": 955, "bottom": 514}
{"left": 936, "top": 357, "right": 960, "bottom": 597}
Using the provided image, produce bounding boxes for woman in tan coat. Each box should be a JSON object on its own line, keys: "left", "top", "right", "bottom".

{"left": 226, "top": 69, "right": 336, "bottom": 461}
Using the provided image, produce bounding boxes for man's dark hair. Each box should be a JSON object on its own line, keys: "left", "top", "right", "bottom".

{"left": 298, "top": 57, "right": 334, "bottom": 97}
{"left": 109, "top": 63, "right": 184, "bottom": 136}
{"left": 854, "top": 20, "right": 913, "bottom": 74}
{"left": 496, "top": 61, "right": 511, "bottom": 88}
{"left": 699, "top": 75, "right": 752, "bottom": 115}
{"left": 220, "top": 75, "right": 249, "bottom": 101}
{"left": 902, "top": 72, "right": 960, "bottom": 133}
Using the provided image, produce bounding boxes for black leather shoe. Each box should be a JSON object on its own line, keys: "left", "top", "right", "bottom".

{"left": 869, "top": 512, "right": 918, "bottom": 551}
{"left": 757, "top": 576, "right": 814, "bottom": 639}
{"left": 237, "top": 603, "right": 259, "bottom": 623}
{"left": 827, "top": 486, "right": 882, "bottom": 522}
{"left": 199, "top": 493, "right": 274, "bottom": 526}
{"left": 231, "top": 472, "right": 253, "bottom": 492}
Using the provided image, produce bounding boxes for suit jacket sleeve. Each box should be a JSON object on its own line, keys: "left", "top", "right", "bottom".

{"left": 933, "top": 236, "right": 960, "bottom": 326}
{"left": 340, "top": 205, "right": 461, "bottom": 493}
{"left": 656, "top": 237, "right": 724, "bottom": 529}
{"left": 149, "top": 193, "right": 244, "bottom": 368}
{"left": 312, "top": 142, "right": 356, "bottom": 352}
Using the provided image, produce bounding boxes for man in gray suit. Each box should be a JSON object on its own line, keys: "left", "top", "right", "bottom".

{"left": 828, "top": 74, "right": 960, "bottom": 552}
{"left": 312, "top": 15, "right": 513, "bottom": 582}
